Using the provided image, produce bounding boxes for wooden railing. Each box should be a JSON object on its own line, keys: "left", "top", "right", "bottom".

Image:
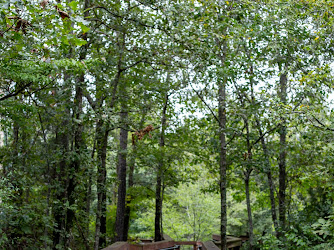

{"left": 102, "top": 239, "right": 207, "bottom": 250}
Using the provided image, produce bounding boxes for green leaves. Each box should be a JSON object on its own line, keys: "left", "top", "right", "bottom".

{"left": 72, "top": 37, "right": 87, "bottom": 46}
{"left": 78, "top": 22, "right": 90, "bottom": 34}
{"left": 2, "top": 0, "right": 334, "bottom": 248}
{"left": 68, "top": 1, "right": 78, "bottom": 12}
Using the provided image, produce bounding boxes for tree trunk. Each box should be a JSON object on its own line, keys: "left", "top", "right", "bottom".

{"left": 155, "top": 169, "right": 163, "bottom": 241}
{"left": 94, "top": 122, "right": 109, "bottom": 250}
{"left": 77, "top": 2, "right": 90, "bottom": 247}
{"left": 85, "top": 172, "right": 92, "bottom": 247}
{"left": 53, "top": 123, "right": 69, "bottom": 248}
{"left": 38, "top": 111, "right": 52, "bottom": 249}
{"left": 123, "top": 151, "right": 134, "bottom": 240}
{"left": 278, "top": 72, "right": 287, "bottom": 232}
{"left": 216, "top": 34, "right": 228, "bottom": 250}
{"left": 65, "top": 76, "right": 84, "bottom": 240}
{"left": 11, "top": 121, "right": 20, "bottom": 198}
{"left": 248, "top": 64, "right": 279, "bottom": 236}
{"left": 245, "top": 170, "right": 253, "bottom": 249}
{"left": 256, "top": 119, "right": 279, "bottom": 235}
{"left": 218, "top": 79, "right": 227, "bottom": 250}
{"left": 115, "top": 108, "right": 129, "bottom": 241}
{"left": 244, "top": 118, "right": 254, "bottom": 249}
{"left": 155, "top": 93, "right": 168, "bottom": 242}
{"left": 124, "top": 111, "right": 148, "bottom": 239}
{"left": 93, "top": 54, "right": 122, "bottom": 248}
{"left": 86, "top": 141, "right": 95, "bottom": 245}
{"left": 51, "top": 82, "right": 72, "bottom": 247}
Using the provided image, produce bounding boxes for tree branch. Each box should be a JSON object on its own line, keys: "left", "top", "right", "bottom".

{"left": 189, "top": 83, "right": 221, "bottom": 126}
{"left": 0, "top": 81, "right": 32, "bottom": 101}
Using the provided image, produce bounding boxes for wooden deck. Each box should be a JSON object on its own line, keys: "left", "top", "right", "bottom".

{"left": 103, "top": 234, "right": 244, "bottom": 250}
{"left": 212, "top": 234, "right": 243, "bottom": 249}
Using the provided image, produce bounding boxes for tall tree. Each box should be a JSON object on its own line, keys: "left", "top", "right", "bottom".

{"left": 155, "top": 92, "right": 168, "bottom": 241}
{"left": 114, "top": 84, "right": 129, "bottom": 242}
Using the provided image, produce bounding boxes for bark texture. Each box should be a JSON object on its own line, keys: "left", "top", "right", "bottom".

{"left": 218, "top": 79, "right": 227, "bottom": 250}
{"left": 114, "top": 109, "right": 129, "bottom": 241}
{"left": 256, "top": 119, "right": 278, "bottom": 234}
{"left": 53, "top": 120, "right": 69, "bottom": 248}
{"left": 278, "top": 72, "right": 287, "bottom": 231}
{"left": 155, "top": 93, "right": 168, "bottom": 242}
{"left": 244, "top": 119, "right": 254, "bottom": 249}
{"left": 94, "top": 122, "right": 109, "bottom": 250}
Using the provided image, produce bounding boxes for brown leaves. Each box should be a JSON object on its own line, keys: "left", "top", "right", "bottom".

{"left": 243, "top": 152, "right": 252, "bottom": 160}
{"left": 132, "top": 125, "right": 154, "bottom": 145}
{"left": 40, "top": 0, "right": 49, "bottom": 9}
{"left": 54, "top": 6, "right": 70, "bottom": 19}
{"left": 58, "top": 9, "right": 70, "bottom": 19}
{"left": 41, "top": 2, "right": 70, "bottom": 19}
{"left": 7, "top": 16, "right": 31, "bottom": 34}
{"left": 41, "top": 2, "right": 70, "bottom": 20}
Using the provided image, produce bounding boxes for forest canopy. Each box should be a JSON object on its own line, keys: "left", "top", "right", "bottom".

{"left": 1, "top": 0, "right": 334, "bottom": 249}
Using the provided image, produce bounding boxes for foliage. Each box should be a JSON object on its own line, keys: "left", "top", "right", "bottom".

{"left": 1, "top": 0, "right": 334, "bottom": 249}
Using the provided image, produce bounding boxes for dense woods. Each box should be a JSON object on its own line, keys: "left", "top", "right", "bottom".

{"left": 1, "top": 0, "right": 334, "bottom": 249}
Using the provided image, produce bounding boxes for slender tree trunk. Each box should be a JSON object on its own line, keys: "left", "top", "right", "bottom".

{"left": 86, "top": 171, "right": 92, "bottom": 239}
{"left": 155, "top": 93, "right": 168, "bottom": 242}
{"left": 161, "top": 183, "right": 165, "bottom": 237}
{"left": 9, "top": 121, "right": 23, "bottom": 242}
{"left": 93, "top": 56, "right": 122, "bottom": 250}
{"left": 12, "top": 122, "right": 19, "bottom": 159}
{"left": 258, "top": 127, "right": 278, "bottom": 232}
{"left": 44, "top": 186, "right": 51, "bottom": 248}
{"left": 94, "top": 122, "right": 109, "bottom": 250}
{"left": 85, "top": 141, "right": 95, "bottom": 245}
{"left": 123, "top": 151, "right": 134, "bottom": 239}
{"left": 115, "top": 109, "right": 129, "bottom": 241}
{"left": 94, "top": 51, "right": 122, "bottom": 248}
{"left": 124, "top": 111, "right": 148, "bottom": 238}
{"left": 216, "top": 34, "right": 228, "bottom": 250}
{"left": 65, "top": 77, "right": 84, "bottom": 240}
{"left": 115, "top": 82, "right": 129, "bottom": 241}
{"left": 78, "top": 2, "right": 90, "bottom": 248}
{"left": 11, "top": 121, "right": 20, "bottom": 198}
{"left": 243, "top": 119, "right": 254, "bottom": 249}
{"left": 38, "top": 112, "right": 52, "bottom": 249}
{"left": 155, "top": 169, "right": 163, "bottom": 241}
{"left": 1, "top": 123, "right": 6, "bottom": 176}
{"left": 53, "top": 123, "right": 69, "bottom": 249}
{"left": 278, "top": 72, "right": 287, "bottom": 232}
{"left": 245, "top": 170, "right": 253, "bottom": 249}
{"left": 247, "top": 64, "right": 279, "bottom": 235}
{"left": 52, "top": 83, "right": 71, "bottom": 247}
{"left": 218, "top": 79, "right": 227, "bottom": 250}
{"left": 256, "top": 119, "right": 279, "bottom": 235}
